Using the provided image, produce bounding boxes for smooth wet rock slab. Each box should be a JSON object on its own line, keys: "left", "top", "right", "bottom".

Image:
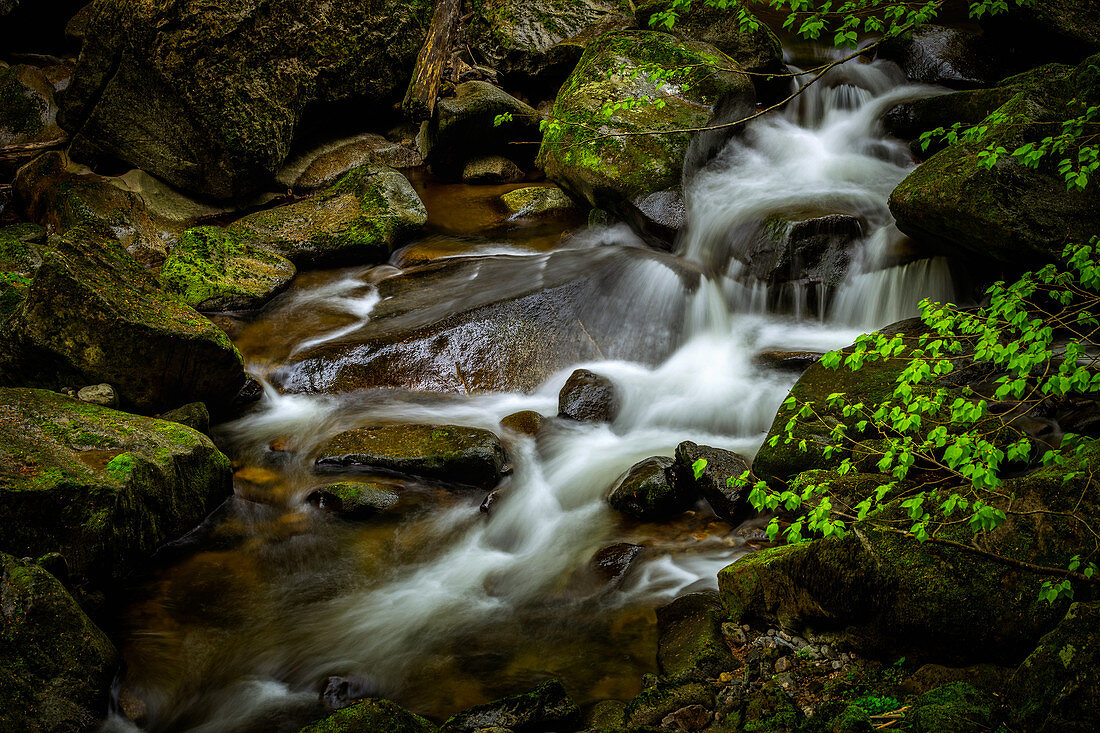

{"left": 315, "top": 424, "right": 508, "bottom": 490}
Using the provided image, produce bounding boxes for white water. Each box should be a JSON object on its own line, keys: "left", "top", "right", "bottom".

{"left": 107, "top": 57, "right": 960, "bottom": 732}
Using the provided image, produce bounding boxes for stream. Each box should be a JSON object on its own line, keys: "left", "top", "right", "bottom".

{"left": 103, "top": 54, "right": 960, "bottom": 733}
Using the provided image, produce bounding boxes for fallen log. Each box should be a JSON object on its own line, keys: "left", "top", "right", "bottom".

{"left": 402, "top": 0, "right": 462, "bottom": 122}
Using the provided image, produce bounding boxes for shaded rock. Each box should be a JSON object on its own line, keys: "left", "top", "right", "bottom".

{"left": 878, "top": 25, "right": 1001, "bottom": 88}
{"left": 321, "top": 676, "right": 380, "bottom": 711}
{"left": 624, "top": 679, "right": 714, "bottom": 728}
{"left": 158, "top": 226, "right": 296, "bottom": 311}
{"left": 500, "top": 410, "right": 545, "bottom": 436}
{"left": 908, "top": 682, "right": 996, "bottom": 733}
{"left": 60, "top": 0, "right": 433, "bottom": 198}
{"left": 316, "top": 424, "right": 507, "bottom": 490}
{"left": 299, "top": 697, "right": 435, "bottom": 733}
{"left": 77, "top": 383, "right": 118, "bottom": 408}
{"left": 0, "top": 225, "right": 42, "bottom": 325}
{"left": 663, "top": 704, "right": 712, "bottom": 731}
{"left": 585, "top": 699, "right": 626, "bottom": 729}
{"left": 900, "top": 663, "right": 1013, "bottom": 697}
{"left": 558, "top": 368, "right": 618, "bottom": 422}
{"left": 278, "top": 133, "right": 424, "bottom": 193}
{"left": 308, "top": 481, "right": 400, "bottom": 519}
{"left": 539, "top": 31, "right": 754, "bottom": 224}
{"left": 0, "top": 388, "right": 232, "bottom": 586}
{"left": 480, "top": 488, "right": 505, "bottom": 514}
{"left": 0, "top": 229, "right": 248, "bottom": 414}
{"left": 463, "top": 155, "right": 524, "bottom": 184}
{"left": 590, "top": 542, "right": 642, "bottom": 585}
{"left": 0, "top": 552, "right": 119, "bottom": 732}
{"left": 230, "top": 166, "right": 427, "bottom": 266}
{"left": 157, "top": 402, "right": 211, "bottom": 435}
{"left": 657, "top": 590, "right": 737, "bottom": 680}
{"left": 441, "top": 679, "right": 579, "bottom": 733}
{"left": 429, "top": 81, "right": 539, "bottom": 179}
{"left": 0, "top": 64, "right": 63, "bottom": 149}
{"left": 752, "top": 350, "right": 823, "bottom": 373}
{"left": 673, "top": 441, "right": 751, "bottom": 523}
{"left": 624, "top": 188, "right": 685, "bottom": 247}
{"left": 608, "top": 456, "right": 694, "bottom": 521}
{"left": 501, "top": 186, "right": 578, "bottom": 218}
{"left": 743, "top": 213, "right": 861, "bottom": 288}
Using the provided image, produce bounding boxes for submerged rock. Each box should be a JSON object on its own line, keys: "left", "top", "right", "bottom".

{"left": 299, "top": 697, "right": 434, "bottom": 733}
{"left": 440, "top": 679, "right": 579, "bottom": 733}
{"left": 0, "top": 552, "right": 119, "bottom": 732}
{"left": 315, "top": 424, "right": 507, "bottom": 490}
{"left": 673, "top": 441, "right": 751, "bottom": 524}
{"left": 428, "top": 81, "right": 539, "bottom": 179}
{"left": 0, "top": 388, "right": 232, "bottom": 586}
{"left": 558, "top": 368, "right": 618, "bottom": 423}
{"left": 607, "top": 456, "right": 695, "bottom": 521}
{"left": 308, "top": 481, "right": 401, "bottom": 519}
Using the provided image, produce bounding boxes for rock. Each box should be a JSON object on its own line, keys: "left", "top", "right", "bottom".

{"left": 0, "top": 553, "right": 119, "bottom": 732}
{"left": 157, "top": 402, "right": 211, "bottom": 435}
{"left": 230, "top": 166, "right": 427, "bottom": 266}
{"left": 428, "top": 82, "right": 539, "bottom": 179}
{"left": 663, "top": 704, "right": 712, "bottom": 731}
{"left": 440, "top": 679, "right": 579, "bottom": 733}
{"left": 60, "top": 0, "right": 432, "bottom": 198}
{"left": 657, "top": 591, "right": 737, "bottom": 680}
{"left": 585, "top": 699, "right": 626, "bottom": 729}
{"left": 625, "top": 187, "right": 686, "bottom": 246}
{"left": 1009, "top": 601, "right": 1100, "bottom": 732}
{"left": 277, "top": 133, "right": 424, "bottom": 193}
{"left": 558, "top": 368, "right": 618, "bottom": 422}
{"left": 321, "top": 676, "right": 380, "bottom": 711}
{"left": 0, "top": 225, "right": 43, "bottom": 325}
{"left": 752, "top": 350, "right": 823, "bottom": 373}
{"left": 499, "top": 410, "right": 545, "bottom": 436}
{"left": 800, "top": 701, "right": 873, "bottom": 733}
{"left": 0, "top": 64, "right": 63, "bottom": 149}
{"left": 877, "top": 25, "right": 1002, "bottom": 88}
{"left": 315, "top": 424, "right": 507, "bottom": 490}
{"left": 299, "top": 697, "right": 435, "bottom": 733}
{"left": 673, "top": 441, "right": 751, "bottom": 524}
{"left": 0, "top": 229, "right": 248, "bottom": 414}
{"left": 900, "top": 663, "right": 1012, "bottom": 697}
{"left": 0, "top": 388, "right": 232, "bottom": 586}
{"left": 308, "top": 481, "right": 400, "bottom": 519}
{"left": 158, "top": 226, "right": 296, "bottom": 311}
{"left": 624, "top": 679, "right": 714, "bottom": 728}
{"left": 500, "top": 186, "right": 579, "bottom": 218}
{"left": 908, "top": 682, "right": 996, "bottom": 733}
{"left": 479, "top": 489, "right": 505, "bottom": 514}
{"left": 889, "top": 53, "right": 1100, "bottom": 263}
{"left": 76, "top": 383, "right": 118, "bottom": 408}
{"left": 590, "top": 542, "right": 642, "bottom": 585}
{"left": 743, "top": 214, "right": 862, "bottom": 290}
{"left": 608, "top": 456, "right": 695, "bottom": 521}
{"left": 462, "top": 155, "right": 524, "bottom": 184}
{"left": 539, "top": 31, "right": 754, "bottom": 225}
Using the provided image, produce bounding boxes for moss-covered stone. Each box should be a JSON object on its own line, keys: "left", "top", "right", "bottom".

{"left": 316, "top": 424, "right": 508, "bottom": 490}
{"left": 0, "top": 228, "right": 248, "bottom": 414}
{"left": 298, "top": 697, "right": 435, "bottom": 733}
{"left": 308, "top": 480, "right": 401, "bottom": 519}
{"left": 656, "top": 591, "right": 737, "bottom": 680}
{"left": 500, "top": 185, "right": 579, "bottom": 217}
{"left": 0, "top": 388, "right": 231, "bottom": 586}
{"left": 230, "top": 166, "right": 426, "bottom": 265}
{"left": 158, "top": 226, "right": 296, "bottom": 311}
{"left": 0, "top": 64, "right": 61, "bottom": 146}
{"left": 538, "top": 30, "right": 753, "bottom": 221}
{"left": 624, "top": 679, "right": 716, "bottom": 727}
{"left": 441, "top": 679, "right": 578, "bottom": 732}
{"left": 799, "top": 701, "right": 873, "bottom": 733}
{"left": 0, "top": 224, "right": 44, "bottom": 325}
{"left": 908, "top": 682, "right": 997, "bottom": 733}
{"left": 0, "top": 553, "right": 119, "bottom": 732}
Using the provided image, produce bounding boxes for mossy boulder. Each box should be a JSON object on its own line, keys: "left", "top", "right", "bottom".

{"left": 623, "top": 679, "right": 715, "bottom": 727}
{"left": 0, "top": 553, "right": 119, "bottom": 732}
{"left": 500, "top": 185, "right": 578, "bottom": 217}
{"left": 158, "top": 225, "right": 296, "bottom": 311}
{"left": 315, "top": 424, "right": 508, "bottom": 490}
{"left": 428, "top": 81, "right": 539, "bottom": 179}
{"left": 656, "top": 590, "right": 737, "bottom": 680}
{"left": 1009, "top": 601, "right": 1100, "bottom": 732}
{"left": 889, "top": 53, "right": 1100, "bottom": 263}
{"left": 0, "top": 388, "right": 232, "bottom": 586}
{"left": 607, "top": 456, "right": 695, "bottom": 521}
{"left": 538, "top": 30, "right": 753, "bottom": 222}
{"left": 0, "top": 223, "right": 43, "bottom": 325}
{"left": 277, "top": 133, "right": 424, "bottom": 193}
{"left": 298, "top": 697, "right": 435, "bottom": 733}
{"left": 0, "top": 64, "right": 62, "bottom": 147}
{"left": 230, "top": 166, "right": 427, "bottom": 266}
{"left": 308, "top": 480, "right": 401, "bottom": 519}
{"left": 441, "top": 679, "right": 579, "bottom": 733}
{"left": 60, "top": 0, "right": 433, "bottom": 198}
{"left": 0, "top": 229, "right": 248, "bottom": 414}
{"left": 907, "top": 682, "right": 997, "bottom": 733}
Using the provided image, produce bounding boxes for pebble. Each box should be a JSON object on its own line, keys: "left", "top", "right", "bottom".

{"left": 831, "top": 660, "right": 844, "bottom": 670}
{"left": 774, "top": 656, "right": 792, "bottom": 673}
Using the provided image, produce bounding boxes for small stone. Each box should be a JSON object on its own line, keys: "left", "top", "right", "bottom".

{"left": 777, "top": 630, "right": 792, "bottom": 643}
{"left": 157, "top": 402, "right": 211, "bottom": 434}
{"left": 832, "top": 660, "right": 844, "bottom": 670}
{"left": 840, "top": 652, "right": 850, "bottom": 662}
{"left": 558, "top": 368, "right": 618, "bottom": 423}
{"left": 480, "top": 489, "right": 504, "bottom": 514}
{"left": 767, "top": 629, "right": 777, "bottom": 637}
{"left": 775, "top": 657, "right": 792, "bottom": 673}
{"left": 499, "top": 410, "right": 544, "bottom": 436}
{"left": 665, "top": 704, "right": 712, "bottom": 731}
{"left": 721, "top": 622, "right": 747, "bottom": 646}
{"left": 718, "top": 671, "right": 736, "bottom": 684}
{"left": 820, "top": 645, "right": 833, "bottom": 658}
{"left": 774, "top": 672, "right": 795, "bottom": 689}
{"left": 77, "top": 383, "right": 118, "bottom": 408}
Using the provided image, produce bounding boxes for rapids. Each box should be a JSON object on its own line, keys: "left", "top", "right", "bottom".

{"left": 103, "top": 54, "right": 960, "bottom": 732}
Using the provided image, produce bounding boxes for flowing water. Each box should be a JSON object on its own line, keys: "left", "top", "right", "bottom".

{"left": 104, "top": 55, "right": 959, "bottom": 732}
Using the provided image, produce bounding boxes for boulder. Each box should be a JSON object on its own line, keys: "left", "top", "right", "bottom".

{"left": 158, "top": 226, "right": 296, "bottom": 311}
{"left": 673, "top": 441, "right": 751, "bottom": 523}
{"left": 277, "top": 133, "right": 423, "bottom": 193}
{"left": 501, "top": 185, "right": 578, "bottom": 218}
{"left": 0, "top": 388, "right": 232, "bottom": 586}
{"left": 539, "top": 31, "right": 754, "bottom": 224}
{"left": 589, "top": 542, "right": 642, "bottom": 586}
{"left": 747, "top": 214, "right": 861, "bottom": 288}
{"left": 60, "top": 0, "right": 432, "bottom": 198}
{"left": 0, "top": 229, "right": 248, "bottom": 414}
{"left": 751, "top": 350, "right": 822, "bottom": 373}
{"left": 77, "top": 383, "right": 118, "bottom": 408}
{"left": 462, "top": 155, "right": 524, "bottom": 184}
{"left": 656, "top": 591, "right": 737, "bottom": 680}
{"left": 558, "top": 368, "right": 618, "bottom": 422}
{"left": 157, "top": 402, "right": 211, "bottom": 435}
{"left": 889, "top": 53, "right": 1100, "bottom": 263}
{"left": 0, "top": 553, "right": 119, "bottom": 732}
{"left": 308, "top": 481, "right": 401, "bottom": 519}
{"left": 440, "top": 679, "right": 579, "bottom": 733}
{"left": 499, "top": 410, "right": 546, "bottom": 436}
{"left": 315, "top": 424, "right": 508, "bottom": 490}
{"left": 0, "top": 64, "right": 63, "bottom": 147}
{"left": 607, "top": 456, "right": 695, "bottom": 521}
{"left": 298, "top": 698, "right": 435, "bottom": 733}
{"left": 229, "top": 166, "right": 427, "bottom": 266}
{"left": 877, "top": 25, "right": 1002, "bottom": 88}
{"left": 428, "top": 81, "right": 539, "bottom": 179}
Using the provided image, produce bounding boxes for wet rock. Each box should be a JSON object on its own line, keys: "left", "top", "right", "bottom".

{"left": 657, "top": 590, "right": 738, "bottom": 680}
{"left": 590, "top": 542, "right": 642, "bottom": 585}
{"left": 479, "top": 488, "right": 505, "bottom": 514}
{"left": 0, "top": 388, "right": 232, "bottom": 587}
{"left": 278, "top": 133, "right": 424, "bottom": 193}
{"left": 0, "top": 229, "right": 249, "bottom": 414}
{"left": 500, "top": 186, "right": 578, "bottom": 218}
{"left": 877, "top": 25, "right": 1001, "bottom": 88}
{"left": 315, "top": 424, "right": 508, "bottom": 490}
{"left": 463, "top": 155, "right": 524, "bottom": 185}
{"left": 539, "top": 31, "right": 754, "bottom": 223}
{"left": 752, "top": 350, "right": 823, "bottom": 373}
{"left": 0, "top": 552, "right": 119, "bottom": 732}
{"left": 157, "top": 402, "right": 211, "bottom": 435}
{"left": 673, "top": 441, "right": 751, "bottom": 524}
{"left": 440, "top": 679, "right": 579, "bottom": 733}
{"left": 500, "top": 410, "right": 545, "bottom": 436}
{"left": 428, "top": 82, "right": 539, "bottom": 179}
{"left": 607, "top": 456, "right": 695, "bottom": 521}
{"left": 744, "top": 213, "right": 861, "bottom": 289}
{"left": 158, "top": 226, "right": 296, "bottom": 311}
{"left": 321, "top": 675, "right": 380, "bottom": 711}
{"left": 308, "top": 481, "right": 400, "bottom": 519}
{"left": 300, "top": 697, "right": 435, "bottom": 733}
{"left": 585, "top": 699, "right": 626, "bottom": 729}
{"left": 77, "top": 382, "right": 118, "bottom": 408}
{"left": 624, "top": 679, "right": 715, "bottom": 728}
{"left": 624, "top": 188, "right": 686, "bottom": 248}
{"left": 60, "top": 0, "right": 432, "bottom": 198}
{"left": 230, "top": 166, "right": 427, "bottom": 266}
{"left": 558, "top": 368, "right": 618, "bottom": 423}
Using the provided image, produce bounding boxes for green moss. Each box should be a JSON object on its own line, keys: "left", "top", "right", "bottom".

{"left": 0, "top": 67, "right": 47, "bottom": 139}
{"left": 298, "top": 698, "right": 434, "bottom": 733}
{"left": 908, "top": 683, "right": 996, "bottom": 733}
